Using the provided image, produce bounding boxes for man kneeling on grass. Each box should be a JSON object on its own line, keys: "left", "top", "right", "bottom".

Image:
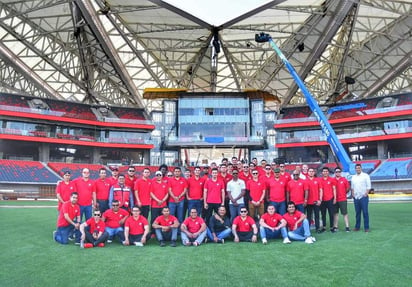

{"left": 123, "top": 206, "right": 150, "bottom": 247}
{"left": 283, "top": 201, "right": 316, "bottom": 244}
{"left": 152, "top": 206, "right": 179, "bottom": 247}
{"left": 54, "top": 192, "right": 81, "bottom": 245}
{"left": 79, "top": 210, "right": 109, "bottom": 248}
{"left": 232, "top": 207, "right": 258, "bottom": 243}
{"left": 180, "top": 208, "right": 207, "bottom": 246}
{"left": 259, "top": 204, "right": 290, "bottom": 244}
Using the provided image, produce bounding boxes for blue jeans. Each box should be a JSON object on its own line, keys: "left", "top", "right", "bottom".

{"left": 229, "top": 204, "right": 245, "bottom": 223}
{"left": 105, "top": 227, "right": 125, "bottom": 242}
{"left": 269, "top": 201, "right": 286, "bottom": 215}
{"left": 80, "top": 205, "right": 92, "bottom": 221}
{"left": 181, "top": 230, "right": 207, "bottom": 245}
{"left": 207, "top": 227, "right": 232, "bottom": 241}
{"left": 97, "top": 200, "right": 109, "bottom": 213}
{"left": 155, "top": 228, "right": 178, "bottom": 242}
{"left": 55, "top": 225, "right": 80, "bottom": 245}
{"left": 354, "top": 196, "right": 369, "bottom": 230}
{"left": 169, "top": 201, "right": 185, "bottom": 223}
{"left": 295, "top": 204, "right": 304, "bottom": 213}
{"left": 259, "top": 226, "right": 288, "bottom": 240}
{"left": 288, "top": 219, "right": 311, "bottom": 241}
{"left": 187, "top": 200, "right": 202, "bottom": 217}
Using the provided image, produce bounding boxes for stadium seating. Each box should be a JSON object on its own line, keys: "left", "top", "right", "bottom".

{"left": 281, "top": 106, "right": 312, "bottom": 119}
{"left": 45, "top": 99, "right": 97, "bottom": 121}
{"left": 0, "top": 160, "right": 60, "bottom": 183}
{"left": 0, "top": 93, "right": 30, "bottom": 108}
{"left": 349, "top": 160, "right": 381, "bottom": 174}
{"left": 371, "top": 158, "right": 412, "bottom": 180}
{"left": 397, "top": 93, "right": 412, "bottom": 105}
{"left": 47, "top": 162, "right": 105, "bottom": 179}
{"left": 110, "top": 107, "right": 146, "bottom": 120}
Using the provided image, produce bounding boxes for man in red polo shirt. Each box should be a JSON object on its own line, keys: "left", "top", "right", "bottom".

{"left": 134, "top": 168, "right": 152, "bottom": 219}
{"left": 102, "top": 199, "right": 129, "bottom": 243}
{"left": 150, "top": 171, "right": 169, "bottom": 227}
{"left": 278, "top": 163, "right": 291, "bottom": 183}
{"left": 123, "top": 206, "right": 150, "bottom": 246}
{"left": 187, "top": 166, "right": 205, "bottom": 216}
{"left": 203, "top": 168, "right": 225, "bottom": 224}
{"left": 168, "top": 167, "right": 188, "bottom": 223}
{"left": 93, "top": 168, "right": 111, "bottom": 213}
{"left": 73, "top": 168, "right": 95, "bottom": 221}
{"left": 152, "top": 206, "right": 179, "bottom": 247}
{"left": 306, "top": 167, "right": 323, "bottom": 233}
{"left": 283, "top": 201, "right": 316, "bottom": 244}
{"left": 180, "top": 208, "right": 207, "bottom": 246}
{"left": 79, "top": 209, "right": 109, "bottom": 248}
{"left": 55, "top": 170, "right": 76, "bottom": 212}
{"left": 107, "top": 166, "right": 119, "bottom": 186}
{"left": 246, "top": 170, "right": 266, "bottom": 220}
{"left": 125, "top": 166, "right": 138, "bottom": 194}
{"left": 266, "top": 168, "right": 287, "bottom": 215}
{"left": 259, "top": 204, "right": 289, "bottom": 244}
{"left": 54, "top": 192, "right": 81, "bottom": 245}
{"left": 319, "top": 167, "right": 337, "bottom": 233}
{"left": 232, "top": 207, "right": 258, "bottom": 243}
{"left": 286, "top": 171, "right": 309, "bottom": 213}
{"left": 333, "top": 167, "right": 351, "bottom": 232}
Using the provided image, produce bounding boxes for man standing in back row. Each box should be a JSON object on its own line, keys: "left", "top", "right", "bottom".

{"left": 351, "top": 164, "right": 371, "bottom": 232}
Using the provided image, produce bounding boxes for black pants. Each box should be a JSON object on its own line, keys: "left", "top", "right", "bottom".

{"left": 320, "top": 199, "right": 335, "bottom": 228}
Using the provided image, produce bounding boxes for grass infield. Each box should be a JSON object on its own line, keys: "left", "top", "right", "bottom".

{"left": 0, "top": 202, "right": 410, "bottom": 287}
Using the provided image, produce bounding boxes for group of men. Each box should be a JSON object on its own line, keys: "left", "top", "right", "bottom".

{"left": 53, "top": 157, "right": 371, "bottom": 248}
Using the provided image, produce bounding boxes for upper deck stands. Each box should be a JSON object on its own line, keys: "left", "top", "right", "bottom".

{"left": 110, "top": 107, "right": 146, "bottom": 121}
{"left": 0, "top": 93, "right": 30, "bottom": 108}
{"left": 45, "top": 99, "right": 97, "bottom": 121}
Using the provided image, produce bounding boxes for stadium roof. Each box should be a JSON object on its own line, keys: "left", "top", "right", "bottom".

{"left": 0, "top": 0, "right": 411, "bottom": 112}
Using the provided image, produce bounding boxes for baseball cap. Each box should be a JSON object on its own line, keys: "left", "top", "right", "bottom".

{"left": 110, "top": 166, "right": 119, "bottom": 171}
{"left": 273, "top": 168, "right": 280, "bottom": 173}
{"left": 155, "top": 171, "right": 162, "bottom": 176}
{"left": 63, "top": 170, "right": 71, "bottom": 175}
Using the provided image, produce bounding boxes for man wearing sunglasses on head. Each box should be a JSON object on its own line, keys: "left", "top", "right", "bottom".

{"left": 79, "top": 210, "right": 109, "bottom": 248}
{"left": 102, "top": 200, "right": 129, "bottom": 244}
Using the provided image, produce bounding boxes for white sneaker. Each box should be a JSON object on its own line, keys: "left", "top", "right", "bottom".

{"left": 134, "top": 242, "right": 144, "bottom": 247}
{"left": 283, "top": 238, "right": 291, "bottom": 244}
{"left": 310, "top": 236, "right": 316, "bottom": 242}
{"left": 107, "top": 239, "right": 113, "bottom": 244}
{"left": 305, "top": 237, "right": 314, "bottom": 244}
{"left": 80, "top": 240, "right": 84, "bottom": 249}
{"left": 262, "top": 238, "right": 268, "bottom": 245}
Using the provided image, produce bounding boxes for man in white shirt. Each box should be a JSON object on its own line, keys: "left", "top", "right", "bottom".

{"left": 226, "top": 170, "right": 246, "bottom": 223}
{"left": 350, "top": 164, "right": 371, "bottom": 232}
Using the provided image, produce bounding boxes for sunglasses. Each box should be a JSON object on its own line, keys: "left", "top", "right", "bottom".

{"left": 252, "top": 172, "right": 258, "bottom": 175}
{"left": 232, "top": 173, "right": 239, "bottom": 175}
{"left": 94, "top": 214, "right": 101, "bottom": 216}
{"left": 240, "top": 210, "right": 247, "bottom": 213}
{"left": 128, "top": 170, "right": 135, "bottom": 172}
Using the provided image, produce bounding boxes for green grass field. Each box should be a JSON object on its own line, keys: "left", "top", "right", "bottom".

{"left": 0, "top": 202, "right": 410, "bottom": 287}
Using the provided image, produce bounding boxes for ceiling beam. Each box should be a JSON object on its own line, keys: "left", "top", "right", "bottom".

{"left": 75, "top": 0, "right": 144, "bottom": 107}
